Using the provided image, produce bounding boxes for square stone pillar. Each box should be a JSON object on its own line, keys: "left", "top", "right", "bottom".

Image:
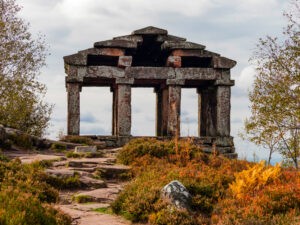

{"left": 197, "top": 87, "right": 217, "bottom": 137}
{"left": 167, "top": 85, "right": 181, "bottom": 136}
{"left": 216, "top": 86, "right": 231, "bottom": 136}
{"left": 67, "top": 83, "right": 81, "bottom": 135}
{"left": 111, "top": 86, "right": 118, "bottom": 136}
{"left": 116, "top": 84, "right": 131, "bottom": 136}
{"left": 155, "top": 87, "right": 169, "bottom": 136}
{"left": 155, "top": 88, "right": 163, "bottom": 136}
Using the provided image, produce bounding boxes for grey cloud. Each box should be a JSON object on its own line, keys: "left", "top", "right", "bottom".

{"left": 81, "top": 113, "right": 98, "bottom": 123}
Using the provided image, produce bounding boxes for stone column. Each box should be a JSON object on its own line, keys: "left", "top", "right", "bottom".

{"left": 67, "top": 83, "right": 81, "bottom": 135}
{"left": 197, "top": 87, "right": 217, "bottom": 137}
{"left": 215, "top": 85, "right": 231, "bottom": 136}
{"left": 111, "top": 86, "right": 118, "bottom": 136}
{"left": 155, "top": 87, "right": 163, "bottom": 136}
{"left": 116, "top": 84, "right": 132, "bottom": 136}
{"left": 167, "top": 85, "right": 181, "bottom": 137}
{"left": 155, "top": 86, "right": 169, "bottom": 136}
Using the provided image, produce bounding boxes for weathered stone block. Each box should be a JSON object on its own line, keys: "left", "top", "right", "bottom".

{"left": 86, "top": 66, "right": 125, "bottom": 78}
{"left": 175, "top": 68, "right": 217, "bottom": 80}
{"left": 118, "top": 56, "right": 132, "bottom": 68}
{"left": 74, "top": 145, "right": 97, "bottom": 153}
{"left": 212, "top": 56, "right": 236, "bottom": 69}
{"left": 167, "top": 56, "right": 181, "bottom": 68}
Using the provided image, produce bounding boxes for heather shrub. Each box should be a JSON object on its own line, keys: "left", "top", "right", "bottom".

{"left": 215, "top": 166, "right": 300, "bottom": 224}
{"left": 0, "top": 154, "right": 71, "bottom": 224}
{"left": 230, "top": 160, "right": 282, "bottom": 199}
{"left": 113, "top": 139, "right": 250, "bottom": 224}
{"left": 61, "top": 135, "right": 93, "bottom": 145}
{"left": 114, "top": 138, "right": 300, "bottom": 225}
{"left": 0, "top": 186, "right": 71, "bottom": 225}
{"left": 118, "top": 138, "right": 207, "bottom": 166}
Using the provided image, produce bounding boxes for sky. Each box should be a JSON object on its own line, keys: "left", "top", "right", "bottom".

{"left": 17, "top": 0, "right": 289, "bottom": 162}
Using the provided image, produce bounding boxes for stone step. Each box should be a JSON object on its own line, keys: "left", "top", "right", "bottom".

{"left": 67, "top": 158, "right": 116, "bottom": 168}
{"left": 79, "top": 176, "right": 107, "bottom": 189}
{"left": 73, "top": 183, "right": 124, "bottom": 203}
{"left": 223, "top": 153, "right": 238, "bottom": 159}
{"left": 97, "top": 164, "right": 131, "bottom": 180}
{"left": 69, "top": 167, "right": 97, "bottom": 173}
{"left": 45, "top": 168, "right": 90, "bottom": 178}
{"left": 93, "top": 141, "right": 107, "bottom": 149}
{"left": 52, "top": 160, "right": 68, "bottom": 167}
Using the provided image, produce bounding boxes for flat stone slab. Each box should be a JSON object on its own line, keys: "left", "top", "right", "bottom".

{"left": 57, "top": 205, "right": 130, "bottom": 225}
{"left": 75, "top": 146, "right": 97, "bottom": 153}
{"left": 18, "top": 154, "right": 63, "bottom": 164}
{"left": 79, "top": 176, "right": 107, "bottom": 189}
{"left": 45, "top": 168, "right": 90, "bottom": 178}
{"left": 73, "top": 183, "right": 124, "bottom": 203}
{"left": 97, "top": 164, "right": 131, "bottom": 179}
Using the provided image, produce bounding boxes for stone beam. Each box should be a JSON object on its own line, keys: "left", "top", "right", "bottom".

{"left": 161, "top": 41, "right": 205, "bottom": 50}
{"left": 67, "top": 83, "right": 81, "bottom": 135}
{"left": 94, "top": 40, "right": 137, "bottom": 49}
{"left": 212, "top": 56, "right": 236, "bottom": 69}
{"left": 125, "top": 67, "right": 175, "bottom": 79}
{"left": 175, "top": 68, "right": 217, "bottom": 80}
{"left": 116, "top": 84, "right": 131, "bottom": 136}
{"left": 113, "top": 35, "right": 143, "bottom": 42}
{"left": 168, "top": 85, "right": 181, "bottom": 136}
{"left": 64, "top": 48, "right": 125, "bottom": 66}
{"left": 87, "top": 66, "right": 125, "bottom": 79}
{"left": 171, "top": 49, "right": 220, "bottom": 57}
{"left": 156, "top": 34, "right": 186, "bottom": 42}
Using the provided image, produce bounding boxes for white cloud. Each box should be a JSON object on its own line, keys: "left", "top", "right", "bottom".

{"left": 236, "top": 66, "right": 256, "bottom": 91}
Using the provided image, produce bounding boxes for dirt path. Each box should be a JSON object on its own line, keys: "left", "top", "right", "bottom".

{"left": 5, "top": 148, "right": 132, "bottom": 225}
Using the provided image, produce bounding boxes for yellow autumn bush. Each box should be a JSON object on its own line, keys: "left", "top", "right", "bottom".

{"left": 230, "top": 160, "right": 282, "bottom": 199}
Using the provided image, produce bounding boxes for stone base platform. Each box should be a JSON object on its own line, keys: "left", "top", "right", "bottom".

{"left": 69, "top": 135, "right": 237, "bottom": 158}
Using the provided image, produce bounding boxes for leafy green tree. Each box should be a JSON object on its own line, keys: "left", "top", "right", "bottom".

{"left": 245, "top": 0, "right": 299, "bottom": 168}
{"left": 0, "top": 0, "right": 52, "bottom": 137}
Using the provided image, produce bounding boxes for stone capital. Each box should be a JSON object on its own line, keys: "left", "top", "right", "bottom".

{"left": 214, "top": 80, "right": 235, "bottom": 86}
{"left": 116, "top": 77, "right": 135, "bottom": 84}
{"left": 166, "top": 79, "right": 185, "bottom": 86}
{"left": 66, "top": 82, "right": 82, "bottom": 92}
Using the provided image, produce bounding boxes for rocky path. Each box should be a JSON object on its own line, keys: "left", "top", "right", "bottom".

{"left": 6, "top": 148, "right": 132, "bottom": 225}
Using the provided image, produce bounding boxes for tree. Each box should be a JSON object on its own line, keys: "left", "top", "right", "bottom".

{"left": 0, "top": 0, "right": 52, "bottom": 137}
{"left": 245, "top": 0, "right": 300, "bottom": 168}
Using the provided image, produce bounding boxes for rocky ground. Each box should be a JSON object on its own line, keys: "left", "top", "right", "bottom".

{"left": 4, "top": 147, "right": 133, "bottom": 225}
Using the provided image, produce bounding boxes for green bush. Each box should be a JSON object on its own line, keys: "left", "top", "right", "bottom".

{"left": 72, "top": 194, "right": 93, "bottom": 203}
{"left": 65, "top": 152, "right": 83, "bottom": 158}
{"left": 51, "top": 143, "right": 67, "bottom": 152}
{"left": 8, "top": 133, "right": 33, "bottom": 149}
{"left": 45, "top": 174, "right": 82, "bottom": 190}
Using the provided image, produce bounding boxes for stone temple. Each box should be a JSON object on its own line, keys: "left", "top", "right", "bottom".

{"left": 64, "top": 26, "right": 237, "bottom": 157}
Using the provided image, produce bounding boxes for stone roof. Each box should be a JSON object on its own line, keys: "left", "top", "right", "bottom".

{"left": 64, "top": 26, "right": 236, "bottom": 69}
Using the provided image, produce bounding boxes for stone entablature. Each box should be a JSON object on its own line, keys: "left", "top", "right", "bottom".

{"left": 64, "top": 26, "right": 236, "bottom": 156}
